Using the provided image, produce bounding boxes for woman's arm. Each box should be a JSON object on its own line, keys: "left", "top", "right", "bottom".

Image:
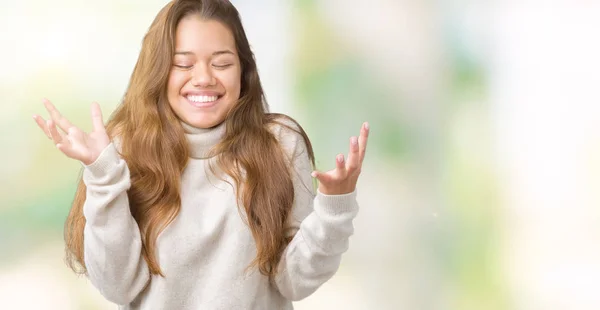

{"left": 34, "top": 100, "right": 150, "bottom": 304}
{"left": 82, "top": 143, "right": 150, "bottom": 305}
{"left": 270, "top": 120, "right": 364, "bottom": 301}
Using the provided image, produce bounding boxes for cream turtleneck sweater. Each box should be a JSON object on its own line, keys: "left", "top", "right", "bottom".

{"left": 81, "top": 118, "right": 359, "bottom": 309}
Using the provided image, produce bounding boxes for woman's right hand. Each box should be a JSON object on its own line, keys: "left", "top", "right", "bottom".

{"left": 33, "top": 99, "right": 110, "bottom": 166}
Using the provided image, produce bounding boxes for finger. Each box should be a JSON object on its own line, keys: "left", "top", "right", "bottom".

{"left": 311, "top": 170, "right": 336, "bottom": 185}
{"left": 358, "top": 122, "right": 369, "bottom": 163}
{"left": 33, "top": 115, "right": 51, "bottom": 139}
{"left": 47, "top": 119, "right": 66, "bottom": 145}
{"left": 43, "top": 98, "right": 74, "bottom": 133}
{"left": 335, "top": 153, "right": 346, "bottom": 176}
{"left": 90, "top": 102, "right": 106, "bottom": 132}
{"left": 346, "top": 136, "right": 360, "bottom": 173}
{"left": 56, "top": 142, "right": 78, "bottom": 159}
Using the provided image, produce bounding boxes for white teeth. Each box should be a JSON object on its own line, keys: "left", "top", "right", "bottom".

{"left": 186, "top": 95, "right": 218, "bottom": 103}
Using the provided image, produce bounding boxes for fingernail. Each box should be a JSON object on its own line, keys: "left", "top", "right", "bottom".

{"left": 351, "top": 137, "right": 358, "bottom": 145}
{"left": 311, "top": 171, "right": 317, "bottom": 178}
{"left": 337, "top": 154, "right": 344, "bottom": 163}
{"left": 364, "top": 122, "right": 369, "bottom": 130}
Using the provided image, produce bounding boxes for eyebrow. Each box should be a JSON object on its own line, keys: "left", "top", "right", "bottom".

{"left": 174, "top": 50, "right": 235, "bottom": 56}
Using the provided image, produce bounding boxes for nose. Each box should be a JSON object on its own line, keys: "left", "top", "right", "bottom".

{"left": 191, "top": 64, "right": 216, "bottom": 87}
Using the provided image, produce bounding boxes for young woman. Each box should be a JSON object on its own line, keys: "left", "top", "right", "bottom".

{"left": 33, "top": 0, "right": 369, "bottom": 309}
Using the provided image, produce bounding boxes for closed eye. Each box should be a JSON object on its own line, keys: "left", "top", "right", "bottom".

{"left": 213, "top": 64, "right": 233, "bottom": 69}
{"left": 174, "top": 64, "right": 193, "bottom": 70}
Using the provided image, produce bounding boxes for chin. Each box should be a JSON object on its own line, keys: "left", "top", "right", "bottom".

{"left": 184, "top": 116, "right": 225, "bottom": 129}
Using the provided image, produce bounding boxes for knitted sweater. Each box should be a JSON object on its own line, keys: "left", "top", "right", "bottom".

{"left": 81, "top": 119, "right": 359, "bottom": 309}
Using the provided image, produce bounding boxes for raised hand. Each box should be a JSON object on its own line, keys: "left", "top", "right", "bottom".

{"left": 33, "top": 99, "right": 110, "bottom": 166}
{"left": 311, "top": 122, "right": 369, "bottom": 195}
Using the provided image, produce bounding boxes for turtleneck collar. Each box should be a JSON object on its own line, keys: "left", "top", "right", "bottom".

{"left": 180, "top": 121, "right": 227, "bottom": 159}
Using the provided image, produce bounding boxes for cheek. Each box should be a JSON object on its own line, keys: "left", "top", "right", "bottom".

{"left": 222, "top": 70, "right": 242, "bottom": 97}
{"left": 168, "top": 71, "right": 186, "bottom": 96}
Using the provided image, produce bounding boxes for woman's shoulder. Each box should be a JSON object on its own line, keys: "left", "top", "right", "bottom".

{"left": 266, "top": 113, "right": 306, "bottom": 143}
{"left": 266, "top": 113, "right": 313, "bottom": 160}
{"left": 108, "top": 134, "right": 124, "bottom": 154}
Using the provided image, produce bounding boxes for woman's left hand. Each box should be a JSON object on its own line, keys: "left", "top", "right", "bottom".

{"left": 311, "top": 122, "right": 370, "bottom": 195}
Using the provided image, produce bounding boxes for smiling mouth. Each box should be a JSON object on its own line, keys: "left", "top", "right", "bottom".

{"left": 185, "top": 95, "right": 222, "bottom": 107}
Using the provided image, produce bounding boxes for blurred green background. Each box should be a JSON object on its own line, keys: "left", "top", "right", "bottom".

{"left": 1, "top": 0, "right": 600, "bottom": 309}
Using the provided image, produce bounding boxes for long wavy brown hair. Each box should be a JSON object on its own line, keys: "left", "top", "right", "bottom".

{"left": 64, "top": 0, "right": 315, "bottom": 282}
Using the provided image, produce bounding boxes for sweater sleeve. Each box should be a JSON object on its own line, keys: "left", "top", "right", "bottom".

{"left": 81, "top": 142, "right": 151, "bottom": 305}
{"left": 271, "top": 120, "right": 360, "bottom": 301}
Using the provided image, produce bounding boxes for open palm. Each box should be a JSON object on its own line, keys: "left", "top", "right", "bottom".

{"left": 311, "top": 122, "right": 370, "bottom": 195}
{"left": 33, "top": 99, "right": 110, "bottom": 166}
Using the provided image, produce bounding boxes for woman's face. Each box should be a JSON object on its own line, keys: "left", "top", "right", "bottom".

{"left": 167, "top": 14, "right": 242, "bottom": 129}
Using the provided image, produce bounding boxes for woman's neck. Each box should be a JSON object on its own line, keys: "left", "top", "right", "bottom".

{"left": 180, "top": 121, "right": 226, "bottom": 159}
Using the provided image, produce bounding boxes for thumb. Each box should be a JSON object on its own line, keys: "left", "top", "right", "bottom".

{"left": 91, "top": 102, "right": 105, "bottom": 132}
{"left": 311, "top": 170, "right": 333, "bottom": 184}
